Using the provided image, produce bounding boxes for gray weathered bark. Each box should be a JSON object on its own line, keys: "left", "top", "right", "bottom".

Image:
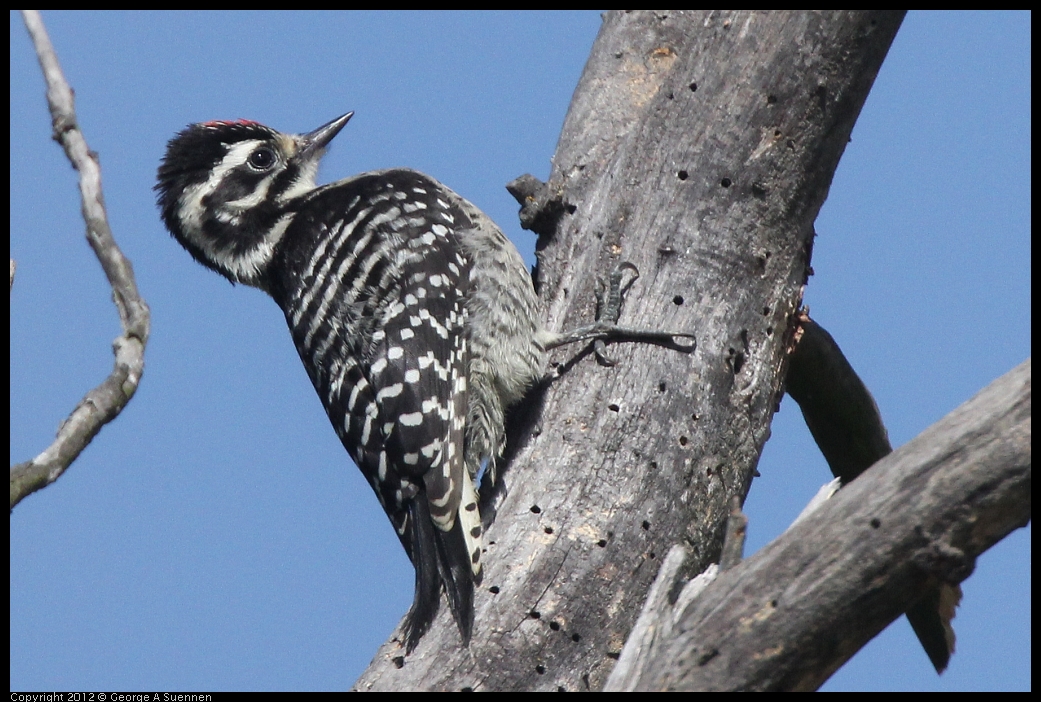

{"left": 354, "top": 10, "right": 905, "bottom": 691}
{"left": 606, "top": 359, "right": 1030, "bottom": 691}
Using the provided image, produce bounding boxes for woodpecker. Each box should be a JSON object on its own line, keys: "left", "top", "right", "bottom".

{"left": 156, "top": 113, "right": 692, "bottom": 653}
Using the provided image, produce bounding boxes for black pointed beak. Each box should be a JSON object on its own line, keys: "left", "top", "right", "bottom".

{"left": 301, "top": 112, "right": 353, "bottom": 155}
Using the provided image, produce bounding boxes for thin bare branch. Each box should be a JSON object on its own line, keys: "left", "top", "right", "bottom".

{"left": 10, "top": 11, "right": 151, "bottom": 509}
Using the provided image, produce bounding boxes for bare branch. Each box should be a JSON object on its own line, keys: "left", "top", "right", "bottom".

{"left": 788, "top": 313, "right": 960, "bottom": 671}
{"left": 10, "top": 11, "right": 151, "bottom": 509}
{"left": 613, "top": 359, "right": 1030, "bottom": 691}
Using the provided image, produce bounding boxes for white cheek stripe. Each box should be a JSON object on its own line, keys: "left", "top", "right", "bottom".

{"left": 278, "top": 157, "right": 320, "bottom": 203}
{"left": 177, "top": 140, "right": 266, "bottom": 247}
{"left": 175, "top": 137, "right": 307, "bottom": 287}
{"left": 224, "top": 175, "right": 275, "bottom": 212}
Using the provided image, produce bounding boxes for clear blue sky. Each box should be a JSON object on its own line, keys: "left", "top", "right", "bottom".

{"left": 10, "top": 11, "right": 1029, "bottom": 692}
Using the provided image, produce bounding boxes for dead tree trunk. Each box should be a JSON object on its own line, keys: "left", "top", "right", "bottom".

{"left": 354, "top": 10, "right": 906, "bottom": 691}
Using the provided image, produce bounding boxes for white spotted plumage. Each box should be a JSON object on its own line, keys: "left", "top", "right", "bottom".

{"left": 156, "top": 114, "right": 544, "bottom": 654}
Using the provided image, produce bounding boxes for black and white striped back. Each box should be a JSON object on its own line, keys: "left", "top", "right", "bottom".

{"left": 157, "top": 117, "right": 545, "bottom": 653}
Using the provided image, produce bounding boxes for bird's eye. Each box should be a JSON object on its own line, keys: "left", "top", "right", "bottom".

{"left": 248, "top": 147, "right": 277, "bottom": 171}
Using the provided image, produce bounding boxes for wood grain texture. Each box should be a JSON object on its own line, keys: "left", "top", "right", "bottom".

{"left": 353, "top": 11, "right": 906, "bottom": 691}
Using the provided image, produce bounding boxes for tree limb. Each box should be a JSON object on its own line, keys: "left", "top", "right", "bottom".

{"left": 10, "top": 11, "right": 151, "bottom": 509}
{"left": 610, "top": 359, "right": 1030, "bottom": 691}
{"left": 787, "top": 312, "right": 960, "bottom": 671}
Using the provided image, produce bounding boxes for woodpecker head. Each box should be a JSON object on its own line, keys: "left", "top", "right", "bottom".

{"left": 155, "top": 113, "right": 352, "bottom": 287}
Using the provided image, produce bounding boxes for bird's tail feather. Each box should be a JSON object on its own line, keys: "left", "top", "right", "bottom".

{"left": 402, "top": 496, "right": 442, "bottom": 653}
{"left": 402, "top": 494, "right": 477, "bottom": 653}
